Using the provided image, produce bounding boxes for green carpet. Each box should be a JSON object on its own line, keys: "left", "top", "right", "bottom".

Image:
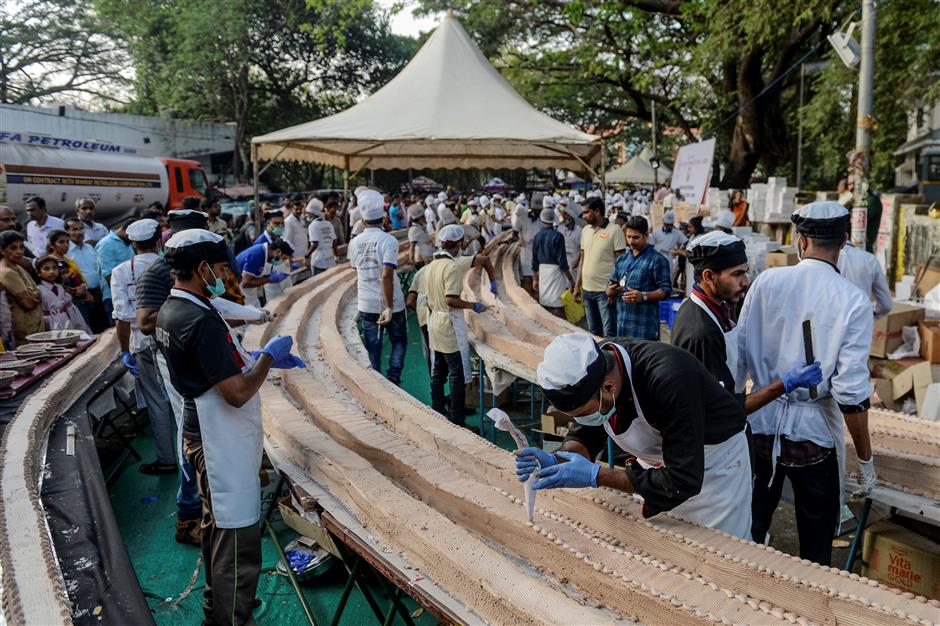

{"left": 110, "top": 308, "right": 528, "bottom": 625}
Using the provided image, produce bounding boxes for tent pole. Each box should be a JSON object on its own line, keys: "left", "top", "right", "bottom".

{"left": 343, "top": 157, "right": 350, "bottom": 238}
{"left": 252, "top": 143, "right": 261, "bottom": 229}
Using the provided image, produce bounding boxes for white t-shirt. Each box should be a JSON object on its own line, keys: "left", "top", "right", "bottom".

{"left": 408, "top": 224, "right": 435, "bottom": 261}
{"left": 308, "top": 218, "right": 337, "bottom": 269}
{"left": 283, "top": 213, "right": 308, "bottom": 260}
{"left": 26, "top": 215, "right": 66, "bottom": 256}
{"left": 347, "top": 227, "right": 405, "bottom": 313}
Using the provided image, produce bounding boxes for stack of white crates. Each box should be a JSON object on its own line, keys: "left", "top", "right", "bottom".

{"left": 746, "top": 177, "right": 798, "bottom": 223}
{"left": 704, "top": 188, "right": 730, "bottom": 214}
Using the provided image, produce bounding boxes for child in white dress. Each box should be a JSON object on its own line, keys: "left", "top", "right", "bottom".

{"left": 35, "top": 256, "right": 91, "bottom": 333}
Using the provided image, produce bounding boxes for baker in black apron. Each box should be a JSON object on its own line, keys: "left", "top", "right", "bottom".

{"left": 516, "top": 333, "right": 752, "bottom": 538}
{"left": 156, "top": 228, "right": 304, "bottom": 625}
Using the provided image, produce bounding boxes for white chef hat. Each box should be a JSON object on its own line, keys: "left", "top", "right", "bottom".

{"left": 791, "top": 201, "right": 849, "bottom": 239}
{"left": 437, "top": 191, "right": 448, "bottom": 201}
{"left": 663, "top": 211, "right": 676, "bottom": 224}
{"left": 539, "top": 208, "right": 556, "bottom": 224}
{"left": 164, "top": 228, "right": 227, "bottom": 267}
{"left": 493, "top": 193, "right": 502, "bottom": 200}
{"left": 714, "top": 209, "right": 735, "bottom": 230}
{"left": 359, "top": 189, "right": 385, "bottom": 221}
{"left": 408, "top": 203, "right": 425, "bottom": 220}
{"left": 468, "top": 198, "right": 479, "bottom": 207}
{"left": 305, "top": 198, "right": 324, "bottom": 216}
{"left": 494, "top": 207, "right": 507, "bottom": 220}
{"left": 543, "top": 196, "right": 556, "bottom": 209}
{"left": 354, "top": 185, "right": 369, "bottom": 199}
{"left": 537, "top": 333, "right": 609, "bottom": 412}
{"left": 126, "top": 218, "right": 160, "bottom": 242}
{"left": 438, "top": 224, "right": 465, "bottom": 243}
{"left": 480, "top": 195, "right": 491, "bottom": 207}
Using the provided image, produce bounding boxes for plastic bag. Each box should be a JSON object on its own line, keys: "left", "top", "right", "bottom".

{"left": 561, "top": 288, "right": 584, "bottom": 324}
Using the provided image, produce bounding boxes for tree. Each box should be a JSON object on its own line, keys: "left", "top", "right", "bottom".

{"left": 0, "top": 0, "right": 128, "bottom": 104}
{"left": 415, "top": 0, "right": 937, "bottom": 190}
{"left": 97, "top": 0, "right": 416, "bottom": 180}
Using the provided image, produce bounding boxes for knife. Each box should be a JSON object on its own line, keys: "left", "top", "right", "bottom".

{"left": 802, "top": 319, "right": 817, "bottom": 399}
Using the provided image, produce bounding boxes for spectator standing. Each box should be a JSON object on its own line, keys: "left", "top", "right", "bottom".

{"left": 560, "top": 204, "right": 583, "bottom": 283}
{"left": 0, "top": 231, "right": 45, "bottom": 344}
{"left": 203, "top": 197, "right": 229, "bottom": 239}
{"left": 607, "top": 215, "right": 671, "bottom": 340}
{"left": 65, "top": 217, "right": 108, "bottom": 332}
{"left": 283, "top": 198, "right": 309, "bottom": 266}
{"left": 305, "top": 199, "right": 337, "bottom": 276}
{"left": 388, "top": 196, "right": 407, "bottom": 230}
{"left": 74, "top": 198, "right": 109, "bottom": 246}
{"left": 531, "top": 208, "right": 574, "bottom": 318}
{"left": 25, "top": 196, "right": 65, "bottom": 257}
{"left": 347, "top": 190, "right": 407, "bottom": 385}
{"left": 407, "top": 205, "right": 435, "bottom": 268}
{"left": 575, "top": 196, "right": 626, "bottom": 337}
{"left": 730, "top": 190, "right": 750, "bottom": 227}
{"left": 95, "top": 219, "right": 135, "bottom": 321}
{"left": 325, "top": 198, "right": 346, "bottom": 247}
{"left": 35, "top": 255, "right": 90, "bottom": 332}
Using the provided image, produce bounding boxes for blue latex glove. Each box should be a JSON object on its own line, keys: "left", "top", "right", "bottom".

{"left": 489, "top": 279, "right": 498, "bottom": 296}
{"left": 121, "top": 351, "right": 140, "bottom": 378}
{"left": 781, "top": 360, "right": 823, "bottom": 393}
{"left": 267, "top": 271, "right": 288, "bottom": 284}
{"left": 290, "top": 262, "right": 300, "bottom": 270}
{"left": 258, "top": 336, "right": 306, "bottom": 369}
{"left": 533, "top": 451, "right": 599, "bottom": 490}
{"left": 472, "top": 301, "right": 486, "bottom": 313}
{"left": 514, "top": 447, "right": 557, "bottom": 482}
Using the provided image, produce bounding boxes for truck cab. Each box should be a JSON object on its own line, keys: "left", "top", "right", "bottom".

{"left": 158, "top": 158, "right": 209, "bottom": 209}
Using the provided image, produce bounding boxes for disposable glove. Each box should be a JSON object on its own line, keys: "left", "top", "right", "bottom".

{"left": 852, "top": 456, "right": 877, "bottom": 498}
{"left": 514, "top": 447, "right": 557, "bottom": 482}
{"left": 533, "top": 451, "right": 599, "bottom": 490}
{"left": 781, "top": 360, "right": 823, "bottom": 393}
{"left": 250, "top": 349, "right": 305, "bottom": 369}
{"left": 290, "top": 262, "right": 300, "bottom": 270}
{"left": 377, "top": 307, "right": 393, "bottom": 326}
{"left": 490, "top": 279, "right": 498, "bottom": 296}
{"left": 260, "top": 335, "right": 293, "bottom": 362}
{"left": 121, "top": 351, "right": 140, "bottom": 378}
{"left": 267, "top": 271, "right": 289, "bottom": 284}
{"left": 472, "top": 301, "right": 486, "bottom": 313}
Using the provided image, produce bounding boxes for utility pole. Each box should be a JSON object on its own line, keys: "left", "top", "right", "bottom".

{"left": 651, "top": 100, "right": 659, "bottom": 188}
{"left": 851, "top": 0, "right": 876, "bottom": 249}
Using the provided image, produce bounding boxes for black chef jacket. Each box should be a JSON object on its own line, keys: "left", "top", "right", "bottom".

{"left": 671, "top": 298, "right": 749, "bottom": 418}
{"left": 563, "top": 340, "right": 746, "bottom": 518}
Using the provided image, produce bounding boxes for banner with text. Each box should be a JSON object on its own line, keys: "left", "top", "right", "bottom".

{"left": 669, "top": 138, "right": 715, "bottom": 206}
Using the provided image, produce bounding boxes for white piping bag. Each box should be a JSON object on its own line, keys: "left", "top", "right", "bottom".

{"left": 487, "top": 408, "right": 536, "bottom": 523}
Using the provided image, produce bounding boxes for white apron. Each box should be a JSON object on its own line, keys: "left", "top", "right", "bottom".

{"left": 519, "top": 246, "right": 534, "bottom": 277}
{"left": 427, "top": 309, "right": 473, "bottom": 385}
{"left": 602, "top": 343, "right": 752, "bottom": 539}
{"left": 538, "top": 263, "right": 567, "bottom": 308}
{"left": 689, "top": 292, "right": 739, "bottom": 391}
{"left": 170, "top": 289, "right": 263, "bottom": 529}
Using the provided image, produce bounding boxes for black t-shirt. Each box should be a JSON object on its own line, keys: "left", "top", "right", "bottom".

{"left": 563, "top": 340, "right": 745, "bottom": 518}
{"left": 135, "top": 256, "right": 174, "bottom": 310}
{"left": 671, "top": 299, "right": 747, "bottom": 413}
{"left": 155, "top": 289, "right": 243, "bottom": 439}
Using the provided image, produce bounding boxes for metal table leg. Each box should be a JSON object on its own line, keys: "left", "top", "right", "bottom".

{"left": 844, "top": 498, "right": 873, "bottom": 571}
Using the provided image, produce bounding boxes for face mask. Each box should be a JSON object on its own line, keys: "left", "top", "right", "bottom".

{"left": 572, "top": 388, "right": 616, "bottom": 427}
{"left": 271, "top": 226, "right": 284, "bottom": 237}
{"left": 201, "top": 264, "right": 226, "bottom": 297}
{"left": 271, "top": 258, "right": 281, "bottom": 266}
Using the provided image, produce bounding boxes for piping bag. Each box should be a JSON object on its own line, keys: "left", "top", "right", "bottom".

{"left": 487, "top": 408, "right": 537, "bottom": 523}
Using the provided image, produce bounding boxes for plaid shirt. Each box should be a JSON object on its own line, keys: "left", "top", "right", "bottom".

{"left": 609, "top": 245, "right": 671, "bottom": 340}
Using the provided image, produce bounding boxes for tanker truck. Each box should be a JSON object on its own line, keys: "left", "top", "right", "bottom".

{"left": 0, "top": 140, "right": 209, "bottom": 223}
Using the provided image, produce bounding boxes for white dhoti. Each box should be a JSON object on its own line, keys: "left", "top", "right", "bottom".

{"left": 538, "top": 263, "right": 567, "bottom": 308}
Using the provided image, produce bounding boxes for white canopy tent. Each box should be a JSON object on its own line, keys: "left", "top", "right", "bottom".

{"left": 606, "top": 146, "right": 671, "bottom": 185}
{"left": 251, "top": 11, "right": 602, "bottom": 202}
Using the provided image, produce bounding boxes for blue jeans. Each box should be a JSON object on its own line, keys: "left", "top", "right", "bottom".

{"left": 359, "top": 310, "right": 407, "bottom": 383}
{"left": 582, "top": 290, "right": 615, "bottom": 337}
{"left": 177, "top": 458, "right": 201, "bottom": 521}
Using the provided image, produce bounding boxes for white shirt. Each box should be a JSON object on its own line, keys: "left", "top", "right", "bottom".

{"left": 308, "top": 218, "right": 337, "bottom": 269}
{"left": 837, "top": 242, "right": 893, "bottom": 320}
{"left": 648, "top": 227, "right": 687, "bottom": 255}
{"left": 82, "top": 220, "right": 109, "bottom": 244}
{"left": 348, "top": 206, "right": 361, "bottom": 229}
{"left": 407, "top": 224, "right": 435, "bottom": 261}
{"left": 283, "top": 213, "right": 308, "bottom": 261}
{"left": 347, "top": 227, "right": 404, "bottom": 313}
{"left": 736, "top": 258, "right": 873, "bottom": 448}
{"left": 110, "top": 252, "right": 160, "bottom": 353}
{"left": 561, "top": 222, "right": 583, "bottom": 270}
{"left": 26, "top": 215, "right": 65, "bottom": 256}
{"left": 424, "top": 206, "right": 437, "bottom": 232}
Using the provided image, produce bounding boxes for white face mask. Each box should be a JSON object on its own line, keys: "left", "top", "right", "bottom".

{"left": 572, "top": 388, "right": 616, "bottom": 427}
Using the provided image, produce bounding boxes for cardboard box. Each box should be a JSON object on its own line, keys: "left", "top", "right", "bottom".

{"left": 920, "top": 320, "right": 940, "bottom": 364}
{"left": 915, "top": 264, "right": 940, "bottom": 298}
{"left": 540, "top": 408, "right": 571, "bottom": 436}
{"left": 277, "top": 495, "right": 341, "bottom": 558}
{"left": 872, "top": 360, "right": 940, "bottom": 412}
{"left": 764, "top": 246, "right": 798, "bottom": 268}
{"left": 912, "top": 362, "right": 940, "bottom": 416}
{"left": 871, "top": 303, "right": 926, "bottom": 358}
{"left": 862, "top": 520, "right": 940, "bottom": 600}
